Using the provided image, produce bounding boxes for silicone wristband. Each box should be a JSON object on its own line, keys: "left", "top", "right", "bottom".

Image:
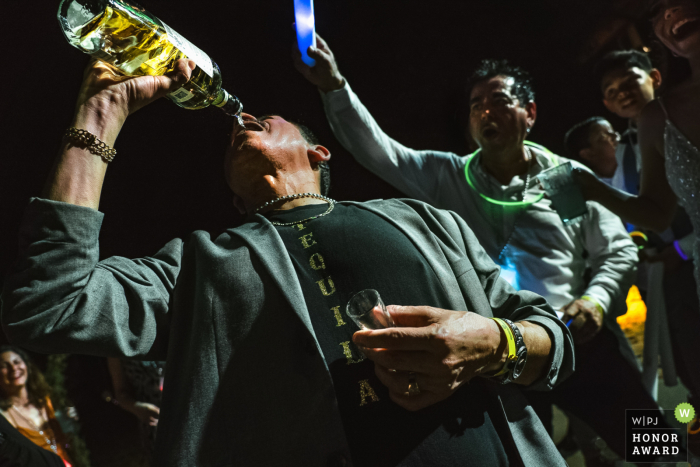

{"left": 491, "top": 318, "right": 517, "bottom": 376}
{"left": 630, "top": 231, "right": 648, "bottom": 250}
{"left": 674, "top": 240, "right": 690, "bottom": 261}
{"left": 629, "top": 231, "right": 648, "bottom": 242}
{"left": 581, "top": 295, "right": 605, "bottom": 318}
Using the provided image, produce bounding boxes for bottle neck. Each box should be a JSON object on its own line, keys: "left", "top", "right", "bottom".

{"left": 213, "top": 89, "right": 243, "bottom": 116}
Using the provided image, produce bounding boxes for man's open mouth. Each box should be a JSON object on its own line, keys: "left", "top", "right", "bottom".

{"left": 238, "top": 121, "right": 264, "bottom": 134}
{"left": 482, "top": 127, "right": 499, "bottom": 139}
{"left": 232, "top": 120, "right": 265, "bottom": 141}
{"left": 620, "top": 97, "right": 637, "bottom": 109}
{"left": 672, "top": 17, "right": 700, "bottom": 40}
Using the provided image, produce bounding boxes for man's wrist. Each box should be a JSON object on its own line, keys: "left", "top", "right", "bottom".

{"left": 483, "top": 318, "right": 511, "bottom": 375}
{"left": 318, "top": 76, "right": 346, "bottom": 94}
{"left": 73, "top": 101, "right": 127, "bottom": 146}
{"left": 581, "top": 295, "right": 605, "bottom": 319}
{"left": 484, "top": 319, "right": 527, "bottom": 384}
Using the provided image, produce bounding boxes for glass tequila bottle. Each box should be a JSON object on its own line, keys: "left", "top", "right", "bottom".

{"left": 58, "top": 0, "right": 243, "bottom": 119}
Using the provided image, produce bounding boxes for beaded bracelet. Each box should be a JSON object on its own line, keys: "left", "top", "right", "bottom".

{"left": 65, "top": 127, "right": 117, "bottom": 162}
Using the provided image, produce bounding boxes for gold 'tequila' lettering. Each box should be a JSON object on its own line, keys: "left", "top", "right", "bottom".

{"left": 292, "top": 223, "right": 306, "bottom": 231}
{"left": 339, "top": 341, "right": 365, "bottom": 365}
{"left": 316, "top": 276, "right": 336, "bottom": 296}
{"left": 309, "top": 253, "right": 326, "bottom": 270}
{"left": 299, "top": 233, "right": 317, "bottom": 249}
{"left": 329, "top": 306, "right": 346, "bottom": 327}
{"left": 358, "top": 379, "right": 380, "bottom": 406}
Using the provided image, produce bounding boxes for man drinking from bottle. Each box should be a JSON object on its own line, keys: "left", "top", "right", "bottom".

{"left": 3, "top": 58, "right": 572, "bottom": 467}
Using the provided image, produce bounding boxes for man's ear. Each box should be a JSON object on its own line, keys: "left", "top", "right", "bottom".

{"left": 650, "top": 68, "right": 663, "bottom": 90}
{"left": 602, "top": 98, "right": 615, "bottom": 114}
{"left": 579, "top": 147, "right": 593, "bottom": 163}
{"left": 307, "top": 145, "right": 331, "bottom": 165}
{"left": 525, "top": 101, "right": 537, "bottom": 130}
{"left": 233, "top": 194, "right": 247, "bottom": 215}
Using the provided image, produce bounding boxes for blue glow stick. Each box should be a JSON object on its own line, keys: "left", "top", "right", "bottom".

{"left": 565, "top": 318, "right": 574, "bottom": 327}
{"left": 294, "top": 0, "right": 317, "bottom": 67}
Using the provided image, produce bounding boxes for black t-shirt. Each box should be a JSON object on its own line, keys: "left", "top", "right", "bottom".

{"left": 266, "top": 202, "right": 512, "bottom": 467}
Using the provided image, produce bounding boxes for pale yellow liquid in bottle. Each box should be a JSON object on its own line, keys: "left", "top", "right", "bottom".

{"left": 73, "top": 5, "right": 222, "bottom": 110}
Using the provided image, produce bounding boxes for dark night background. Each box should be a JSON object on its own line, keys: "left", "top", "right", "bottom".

{"left": 0, "top": 0, "right": 690, "bottom": 464}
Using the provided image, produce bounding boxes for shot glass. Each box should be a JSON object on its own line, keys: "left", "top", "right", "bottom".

{"left": 345, "top": 289, "right": 394, "bottom": 330}
{"left": 537, "top": 162, "right": 587, "bottom": 224}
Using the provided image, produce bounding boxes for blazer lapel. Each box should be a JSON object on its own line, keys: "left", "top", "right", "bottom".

{"left": 230, "top": 218, "right": 321, "bottom": 347}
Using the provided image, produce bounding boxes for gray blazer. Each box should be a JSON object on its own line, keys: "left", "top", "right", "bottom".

{"left": 1, "top": 197, "right": 573, "bottom": 467}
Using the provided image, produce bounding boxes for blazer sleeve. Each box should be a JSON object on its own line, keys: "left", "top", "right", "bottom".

{"left": 1, "top": 198, "right": 182, "bottom": 360}
{"left": 412, "top": 201, "right": 575, "bottom": 391}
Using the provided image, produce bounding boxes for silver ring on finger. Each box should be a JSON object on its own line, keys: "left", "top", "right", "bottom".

{"left": 407, "top": 372, "right": 421, "bottom": 396}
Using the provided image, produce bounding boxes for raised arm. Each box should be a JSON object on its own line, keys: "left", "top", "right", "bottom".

{"left": 1, "top": 60, "right": 194, "bottom": 359}
{"left": 46, "top": 59, "right": 194, "bottom": 209}
{"left": 576, "top": 100, "right": 678, "bottom": 232}
{"left": 294, "top": 34, "right": 456, "bottom": 203}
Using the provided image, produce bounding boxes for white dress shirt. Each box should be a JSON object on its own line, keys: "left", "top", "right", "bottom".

{"left": 322, "top": 82, "right": 638, "bottom": 321}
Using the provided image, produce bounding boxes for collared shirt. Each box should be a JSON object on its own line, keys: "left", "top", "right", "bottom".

{"left": 322, "top": 82, "right": 638, "bottom": 318}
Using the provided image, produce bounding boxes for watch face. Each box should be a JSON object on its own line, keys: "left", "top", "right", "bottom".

{"left": 512, "top": 351, "right": 527, "bottom": 379}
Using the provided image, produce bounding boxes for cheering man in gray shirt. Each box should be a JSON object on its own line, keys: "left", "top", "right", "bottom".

{"left": 295, "top": 34, "right": 666, "bottom": 459}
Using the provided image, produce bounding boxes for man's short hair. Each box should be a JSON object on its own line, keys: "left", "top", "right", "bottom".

{"left": 466, "top": 59, "right": 535, "bottom": 106}
{"left": 291, "top": 121, "right": 331, "bottom": 197}
{"left": 318, "top": 162, "right": 331, "bottom": 197}
{"left": 595, "top": 50, "right": 654, "bottom": 89}
{"left": 564, "top": 116, "right": 607, "bottom": 160}
{"left": 293, "top": 122, "right": 320, "bottom": 146}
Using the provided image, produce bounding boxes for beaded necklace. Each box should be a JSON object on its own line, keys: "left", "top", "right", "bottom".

{"left": 10, "top": 404, "right": 59, "bottom": 454}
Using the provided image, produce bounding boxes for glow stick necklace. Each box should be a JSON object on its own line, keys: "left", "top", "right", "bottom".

{"left": 464, "top": 141, "right": 557, "bottom": 207}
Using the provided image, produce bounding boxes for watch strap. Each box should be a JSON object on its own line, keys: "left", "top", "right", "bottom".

{"left": 499, "top": 319, "right": 527, "bottom": 384}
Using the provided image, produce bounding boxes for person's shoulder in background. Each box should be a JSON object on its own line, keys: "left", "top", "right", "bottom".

{"left": 0, "top": 414, "right": 65, "bottom": 467}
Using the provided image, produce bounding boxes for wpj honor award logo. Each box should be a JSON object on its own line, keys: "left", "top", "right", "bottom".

{"left": 626, "top": 404, "right": 692, "bottom": 463}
